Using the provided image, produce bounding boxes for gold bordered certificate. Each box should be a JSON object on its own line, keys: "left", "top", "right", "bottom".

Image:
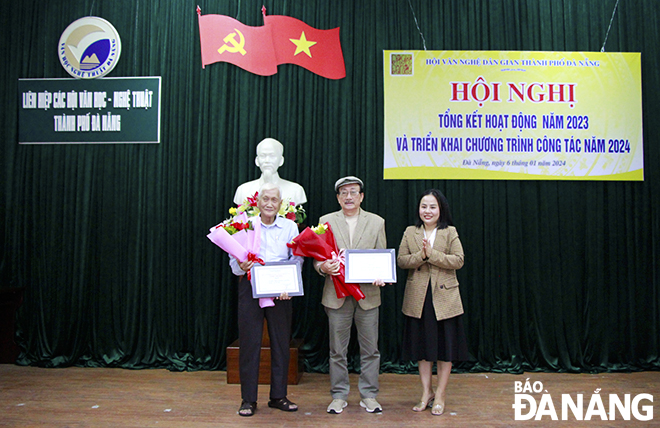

{"left": 345, "top": 249, "right": 397, "bottom": 283}
{"left": 249, "top": 261, "right": 304, "bottom": 298}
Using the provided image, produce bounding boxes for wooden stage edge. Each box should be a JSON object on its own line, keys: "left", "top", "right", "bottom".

{"left": 0, "top": 365, "right": 658, "bottom": 427}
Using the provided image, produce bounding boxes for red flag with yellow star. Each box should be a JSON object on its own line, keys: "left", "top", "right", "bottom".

{"left": 264, "top": 15, "right": 346, "bottom": 80}
{"left": 197, "top": 8, "right": 278, "bottom": 75}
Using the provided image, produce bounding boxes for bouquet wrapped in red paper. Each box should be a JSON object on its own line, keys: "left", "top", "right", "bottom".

{"left": 287, "top": 222, "right": 364, "bottom": 301}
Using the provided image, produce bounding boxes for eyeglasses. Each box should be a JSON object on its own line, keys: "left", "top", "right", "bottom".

{"left": 339, "top": 190, "right": 360, "bottom": 197}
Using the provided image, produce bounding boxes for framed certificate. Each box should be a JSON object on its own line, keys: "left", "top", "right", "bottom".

{"left": 344, "top": 249, "right": 397, "bottom": 283}
{"left": 249, "top": 260, "right": 304, "bottom": 298}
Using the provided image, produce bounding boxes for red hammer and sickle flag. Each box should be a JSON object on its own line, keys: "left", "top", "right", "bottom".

{"left": 197, "top": 8, "right": 278, "bottom": 76}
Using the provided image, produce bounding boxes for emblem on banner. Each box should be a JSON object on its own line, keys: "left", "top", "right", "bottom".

{"left": 58, "top": 16, "right": 122, "bottom": 79}
{"left": 391, "top": 53, "right": 413, "bottom": 75}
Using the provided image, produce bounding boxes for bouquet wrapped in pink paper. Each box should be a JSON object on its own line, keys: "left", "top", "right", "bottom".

{"left": 287, "top": 222, "right": 364, "bottom": 301}
{"left": 207, "top": 212, "right": 263, "bottom": 274}
{"left": 207, "top": 212, "right": 274, "bottom": 308}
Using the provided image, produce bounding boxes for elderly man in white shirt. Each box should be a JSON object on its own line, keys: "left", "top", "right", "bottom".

{"left": 229, "top": 182, "right": 303, "bottom": 417}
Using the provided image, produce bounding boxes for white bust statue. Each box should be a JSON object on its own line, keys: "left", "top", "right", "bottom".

{"left": 233, "top": 138, "right": 307, "bottom": 205}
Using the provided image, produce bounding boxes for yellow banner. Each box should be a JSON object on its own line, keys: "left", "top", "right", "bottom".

{"left": 383, "top": 51, "right": 643, "bottom": 180}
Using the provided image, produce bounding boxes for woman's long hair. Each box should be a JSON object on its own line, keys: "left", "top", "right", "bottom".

{"left": 415, "top": 189, "right": 454, "bottom": 230}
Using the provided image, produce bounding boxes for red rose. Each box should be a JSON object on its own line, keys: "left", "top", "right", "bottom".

{"left": 231, "top": 222, "right": 248, "bottom": 231}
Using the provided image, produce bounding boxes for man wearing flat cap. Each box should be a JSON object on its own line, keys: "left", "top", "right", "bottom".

{"left": 314, "top": 176, "right": 387, "bottom": 414}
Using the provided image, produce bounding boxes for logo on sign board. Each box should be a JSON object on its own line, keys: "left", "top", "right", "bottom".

{"left": 58, "top": 16, "right": 121, "bottom": 79}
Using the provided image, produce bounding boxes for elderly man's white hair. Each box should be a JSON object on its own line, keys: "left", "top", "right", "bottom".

{"left": 258, "top": 182, "right": 282, "bottom": 199}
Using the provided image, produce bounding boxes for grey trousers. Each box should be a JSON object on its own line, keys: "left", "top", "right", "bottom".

{"left": 325, "top": 296, "right": 380, "bottom": 400}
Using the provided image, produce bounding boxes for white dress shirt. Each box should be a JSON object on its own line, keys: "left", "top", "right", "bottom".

{"left": 229, "top": 216, "right": 303, "bottom": 276}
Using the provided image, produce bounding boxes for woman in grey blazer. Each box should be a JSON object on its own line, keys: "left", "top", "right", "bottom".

{"left": 397, "top": 189, "right": 469, "bottom": 416}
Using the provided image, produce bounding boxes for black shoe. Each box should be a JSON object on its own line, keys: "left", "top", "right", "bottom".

{"left": 268, "top": 397, "right": 298, "bottom": 412}
{"left": 238, "top": 400, "right": 257, "bottom": 417}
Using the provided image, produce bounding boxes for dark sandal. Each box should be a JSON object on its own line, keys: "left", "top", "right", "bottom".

{"left": 238, "top": 400, "right": 257, "bottom": 417}
{"left": 268, "top": 397, "right": 298, "bottom": 412}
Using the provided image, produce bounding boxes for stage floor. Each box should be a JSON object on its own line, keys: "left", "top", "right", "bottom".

{"left": 0, "top": 365, "right": 658, "bottom": 427}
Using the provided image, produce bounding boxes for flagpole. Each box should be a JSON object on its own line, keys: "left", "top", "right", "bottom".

{"left": 196, "top": 5, "right": 205, "bottom": 69}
